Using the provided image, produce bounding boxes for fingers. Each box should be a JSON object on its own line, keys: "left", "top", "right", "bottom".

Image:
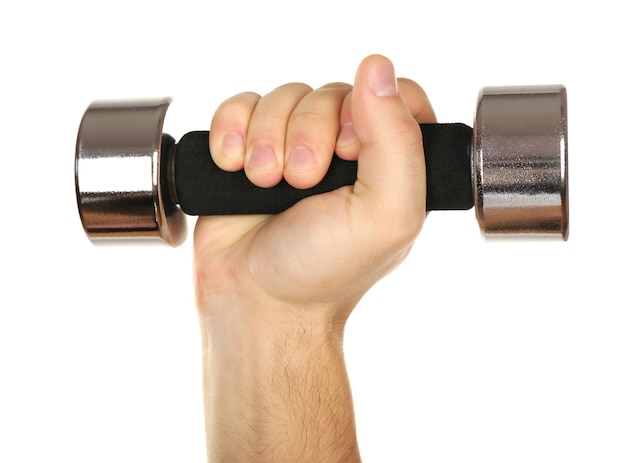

{"left": 210, "top": 55, "right": 435, "bottom": 204}
{"left": 243, "top": 83, "right": 312, "bottom": 187}
{"left": 284, "top": 83, "right": 352, "bottom": 188}
{"left": 210, "top": 82, "right": 352, "bottom": 189}
{"left": 210, "top": 84, "right": 312, "bottom": 188}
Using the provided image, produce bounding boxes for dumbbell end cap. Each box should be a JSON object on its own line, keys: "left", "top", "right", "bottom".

{"left": 474, "top": 85, "right": 569, "bottom": 240}
{"left": 75, "top": 98, "right": 187, "bottom": 247}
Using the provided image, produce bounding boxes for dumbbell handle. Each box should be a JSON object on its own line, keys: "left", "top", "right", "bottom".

{"left": 170, "top": 123, "right": 474, "bottom": 216}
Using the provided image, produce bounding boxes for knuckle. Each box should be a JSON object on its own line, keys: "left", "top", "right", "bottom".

{"left": 215, "top": 91, "right": 261, "bottom": 115}
{"left": 316, "top": 82, "right": 352, "bottom": 92}
{"left": 397, "top": 77, "right": 427, "bottom": 95}
{"left": 272, "top": 82, "right": 313, "bottom": 95}
{"left": 290, "top": 108, "right": 328, "bottom": 126}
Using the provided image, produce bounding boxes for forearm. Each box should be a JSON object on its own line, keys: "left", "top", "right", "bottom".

{"left": 198, "top": 294, "right": 361, "bottom": 463}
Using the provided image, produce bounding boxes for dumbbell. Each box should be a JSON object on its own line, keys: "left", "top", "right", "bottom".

{"left": 75, "top": 85, "right": 568, "bottom": 247}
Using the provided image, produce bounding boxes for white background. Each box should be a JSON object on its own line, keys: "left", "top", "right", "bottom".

{"left": 1, "top": 1, "right": 624, "bottom": 462}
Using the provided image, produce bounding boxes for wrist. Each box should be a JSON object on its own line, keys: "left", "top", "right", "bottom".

{"left": 198, "top": 290, "right": 347, "bottom": 354}
{"left": 196, "top": 267, "right": 354, "bottom": 338}
{"left": 198, "top": 292, "right": 360, "bottom": 462}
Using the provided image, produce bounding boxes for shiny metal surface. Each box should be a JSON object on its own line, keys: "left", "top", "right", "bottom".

{"left": 75, "top": 98, "right": 187, "bottom": 246}
{"left": 474, "top": 85, "right": 568, "bottom": 239}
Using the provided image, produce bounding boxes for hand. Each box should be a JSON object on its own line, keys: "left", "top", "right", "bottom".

{"left": 195, "top": 54, "right": 436, "bottom": 322}
{"left": 194, "top": 54, "right": 436, "bottom": 462}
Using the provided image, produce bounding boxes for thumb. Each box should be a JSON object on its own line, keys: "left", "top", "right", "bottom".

{"left": 351, "top": 55, "right": 427, "bottom": 219}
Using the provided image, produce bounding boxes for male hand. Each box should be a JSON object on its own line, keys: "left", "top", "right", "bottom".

{"left": 194, "top": 54, "right": 436, "bottom": 462}
{"left": 195, "top": 54, "right": 436, "bottom": 321}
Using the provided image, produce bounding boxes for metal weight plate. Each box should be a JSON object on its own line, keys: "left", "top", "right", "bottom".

{"left": 75, "top": 98, "right": 187, "bottom": 246}
{"left": 473, "top": 85, "right": 568, "bottom": 239}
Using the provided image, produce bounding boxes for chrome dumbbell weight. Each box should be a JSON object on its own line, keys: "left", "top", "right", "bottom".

{"left": 75, "top": 85, "right": 568, "bottom": 246}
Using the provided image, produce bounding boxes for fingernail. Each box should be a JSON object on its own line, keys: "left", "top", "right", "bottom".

{"left": 287, "top": 145, "right": 316, "bottom": 171}
{"left": 336, "top": 122, "right": 357, "bottom": 147}
{"left": 248, "top": 144, "right": 277, "bottom": 170}
{"left": 367, "top": 58, "right": 398, "bottom": 97}
{"left": 222, "top": 132, "right": 245, "bottom": 158}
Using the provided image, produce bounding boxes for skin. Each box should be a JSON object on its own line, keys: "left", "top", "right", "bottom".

{"left": 194, "top": 54, "right": 436, "bottom": 462}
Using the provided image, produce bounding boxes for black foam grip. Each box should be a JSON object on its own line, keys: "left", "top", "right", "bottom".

{"left": 173, "top": 123, "right": 473, "bottom": 216}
